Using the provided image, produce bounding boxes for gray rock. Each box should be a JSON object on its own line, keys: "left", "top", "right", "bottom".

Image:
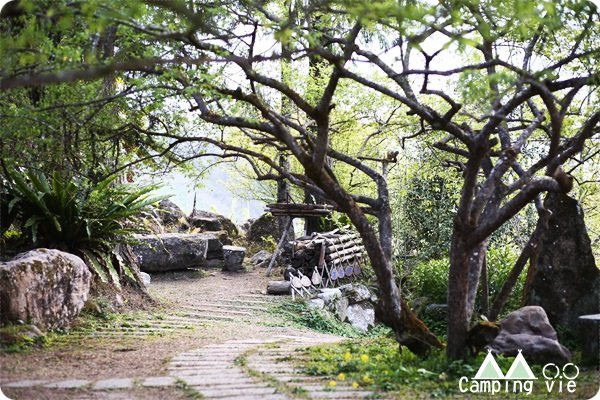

{"left": 247, "top": 213, "right": 279, "bottom": 244}
{"left": 345, "top": 303, "right": 375, "bottom": 332}
{"left": 156, "top": 200, "right": 188, "bottom": 231}
{"left": 222, "top": 246, "right": 246, "bottom": 272}
{"left": 317, "top": 288, "right": 342, "bottom": 305}
{"left": 131, "top": 233, "right": 208, "bottom": 272}
{"left": 339, "top": 284, "right": 372, "bottom": 304}
{"left": 0, "top": 249, "right": 91, "bottom": 329}
{"left": 333, "top": 296, "right": 349, "bottom": 322}
{"left": 189, "top": 210, "right": 238, "bottom": 237}
{"left": 488, "top": 306, "right": 571, "bottom": 365}
{"left": 307, "top": 298, "right": 325, "bottom": 310}
{"left": 250, "top": 250, "right": 272, "bottom": 268}
{"left": 524, "top": 193, "right": 599, "bottom": 362}
{"left": 140, "top": 272, "right": 151, "bottom": 286}
{"left": 204, "top": 230, "right": 231, "bottom": 260}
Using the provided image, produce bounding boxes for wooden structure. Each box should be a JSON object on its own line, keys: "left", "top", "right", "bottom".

{"left": 287, "top": 230, "right": 366, "bottom": 298}
{"left": 264, "top": 203, "right": 334, "bottom": 276}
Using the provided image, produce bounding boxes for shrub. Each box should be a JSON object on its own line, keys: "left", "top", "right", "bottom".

{"left": 5, "top": 168, "right": 165, "bottom": 287}
{"left": 405, "top": 246, "right": 523, "bottom": 317}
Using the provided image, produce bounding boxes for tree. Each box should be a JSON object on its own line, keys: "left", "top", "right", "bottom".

{"left": 0, "top": 0, "right": 442, "bottom": 353}
{"left": 1, "top": 0, "right": 598, "bottom": 359}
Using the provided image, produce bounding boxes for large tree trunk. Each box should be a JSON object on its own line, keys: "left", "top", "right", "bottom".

{"left": 447, "top": 232, "right": 472, "bottom": 359}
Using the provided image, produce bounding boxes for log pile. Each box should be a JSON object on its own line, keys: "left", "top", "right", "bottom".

{"left": 285, "top": 230, "right": 365, "bottom": 285}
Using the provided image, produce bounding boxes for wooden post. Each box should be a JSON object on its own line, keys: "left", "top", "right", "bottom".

{"left": 266, "top": 217, "right": 293, "bottom": 276}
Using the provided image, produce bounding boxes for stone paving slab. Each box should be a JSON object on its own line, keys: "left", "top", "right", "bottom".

{"left": 92, "top": 378, "right": 136, "bottom": 390}
{"left": 140, "top": 376, "right": 177, "bottom": 387}
{"left": 44, "top": 379, "right": 90, "bottom": 389}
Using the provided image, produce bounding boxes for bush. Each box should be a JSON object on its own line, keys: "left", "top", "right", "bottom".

{"left": 5, "top": 168, "right": 165, "bottom": 287}
{"left": 405, "top": 246, "right": 523, "bottom": 317}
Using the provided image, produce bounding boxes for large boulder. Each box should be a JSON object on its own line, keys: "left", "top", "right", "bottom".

{"left": 488, "top": 306, "right": 571, "bottom": 365}
{"left": 250, "top": 250, "right": 272, "bottom": 268}
{"left": 0, "top": 249, "right": 91, "bottom": 330}
{"left": 156, "top": 200, "right": 189, "bottom": 232}
{"left": 246, "top": 213, "right": 279, "bottom": 244}
{"left": 524, "top": 192, "right": 599, "bottom": 356}
{"left": 131, "top": 233, "right": 209, "bottom": 272}
{"left": 188, "top": 210, "right": 238, "bottom": 237}
{"left": 345, "top": 303, "right": 375, "bottom": 332}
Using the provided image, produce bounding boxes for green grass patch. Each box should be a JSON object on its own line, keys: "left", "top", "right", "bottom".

{"left": 296, "top": 337, "right": 600, "bottom": 399}
{"left": 270, "top": 300, "right": 392, "bottom": 338}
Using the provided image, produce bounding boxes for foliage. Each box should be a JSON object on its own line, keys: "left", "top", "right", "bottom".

{"left": 298, "top": 337, "right": 598, "bottom": 398}
{"left": 271, "top": 300, "right": 392, "bottom": 339}
{"left": 392, "top": 164, "right": 462, "bottom": 262}
{"left": 405, "top": 246, "right": 522, "bottom": 315}
{"left": 5, "top": 167, "right": 165, "bottom": 286}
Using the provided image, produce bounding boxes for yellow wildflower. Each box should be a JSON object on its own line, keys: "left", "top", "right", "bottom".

{"left": 343, "top": 351, "right": 352, "bottom": 362}
{"left": 337, "top": 373, "right": 346, "bottom": 381}
{"left": 352, "top": 382, "right": 360, "bottom": 389}
{"left": 328, "top": 380, "right": 337, "bottom": 387}
{"left": 362, "top": 374, "right": 373, "bottom": 384}
{"left": 360, "top": 354, "right": 369, "bottom": 363}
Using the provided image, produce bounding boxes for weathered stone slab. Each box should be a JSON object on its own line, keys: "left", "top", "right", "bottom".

{"left": 141, "top": 376, "right": 177, "bottom": 387}
{"left": 222, "top": 246, "right": 246, "bottom": 272}
{"left": 92, "top": 378, "right": 135, "bottom": 390}
{"left": 131, "top": 233, "right": 209, "bottom": 272}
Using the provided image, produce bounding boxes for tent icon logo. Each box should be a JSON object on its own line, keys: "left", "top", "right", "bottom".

{"left": 459, "top": 349, "right": 537, "bottom": 395}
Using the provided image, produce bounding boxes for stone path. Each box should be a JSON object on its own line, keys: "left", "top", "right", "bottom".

{"left": 1, "top": 272, "right": 383, "bottom": 399}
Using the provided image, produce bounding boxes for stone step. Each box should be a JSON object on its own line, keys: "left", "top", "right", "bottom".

{"left": 195, "top": 387, "right": 279, "bottom": 398}
{"left": 179, "top": 305, "right": 255, "bottom": 316}
{"left": 184, "top": 302, "right": 269, "bottom": 312}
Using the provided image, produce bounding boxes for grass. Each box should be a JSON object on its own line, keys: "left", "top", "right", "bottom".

{"left": 295, "top": 337, "right": 600, "bottom": 399}
{"left": 270, "top": 299, "right": 392, "bottom": 338}
{"left": 175, "top": 378, "right": 204, "bottom": 399}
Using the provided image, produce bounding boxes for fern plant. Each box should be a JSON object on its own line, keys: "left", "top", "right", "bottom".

{"left": 5, "top": 168, "right": 166, "bottom": 287}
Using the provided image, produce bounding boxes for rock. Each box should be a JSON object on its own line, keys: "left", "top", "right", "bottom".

{"left": 317, "top": 288, "right": 342, "bottom": 305}
{"left": 524, "top": 192, "right": 599, "bottom": 356}
{"left": 240, "top": 219, "right": 254, "bottom": 237}
{"left": 131, "top": 233, "right": 208, "bottom": 272}
{"left": 345, "top": 303, "right": 375, "bottom": 332}
{"left": 307, "top": 298, "right": 325, "bottom": 310}
{"left": 339, "top": 284, "right": 371, "bottom": 304}
{"left": 0, "top": 249, "right": 91, "bottom": 329}
{"left": 333, "top": 296, "right": 349, "bottom": 322}
{"left": 189, "top": 210, "right": 238, "bottom": 237}
{"left": 247, "top": 213, "right": 279, "bottom": 244}
{"left": 222, "top": 245, "right": 246, "bottom": 272}
{"left": 488, "top": 306, "right": 571, "bottom": 365}
{"left": 156, "top": 200, "right": 188, "bottom": 231}
{"left": 250, "top": 250, "right": 272, "bottom": 268}
{"left": 205, "top": 231, "right": 231, "bottom": 260}
{"left": 140, "top": 272, "right": 151, "bottom": 286}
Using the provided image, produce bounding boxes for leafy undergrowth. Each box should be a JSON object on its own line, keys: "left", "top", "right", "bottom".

{"left": 296, "top": 337, "right": 600, "bottom": 399}
{"left": 270, "top": 300, "right": 392, "bottom": 338}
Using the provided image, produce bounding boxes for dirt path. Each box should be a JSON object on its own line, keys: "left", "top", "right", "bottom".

{"left": 1, "top": 270, "right": 381, "bottom": 399}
